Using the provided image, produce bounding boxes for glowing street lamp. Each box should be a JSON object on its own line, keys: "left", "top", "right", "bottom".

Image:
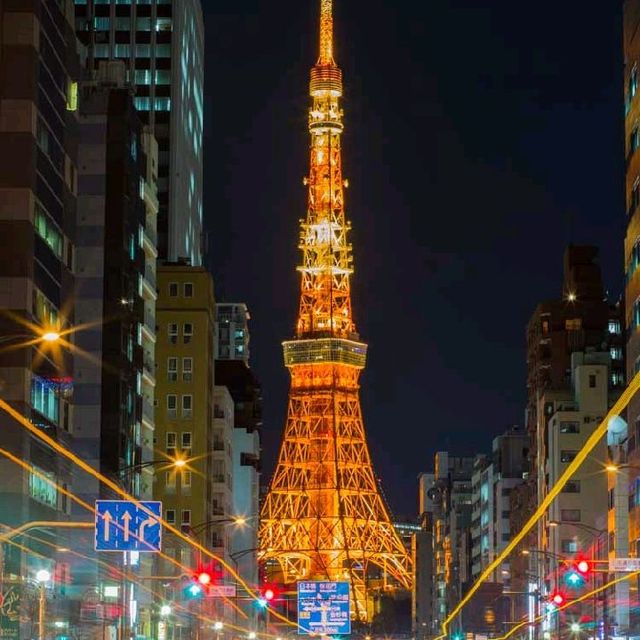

{"left": 160, "top": 604, "right": 172, "bottom": 617}
{"left": 41, "top": 331, "right": 61, "bottom": 342}
{"left": 35, "top": 569, "right": 51, "bottom": 640}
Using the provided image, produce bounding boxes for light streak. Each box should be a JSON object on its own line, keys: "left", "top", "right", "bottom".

{"left": 439, "top": 370, "right": 640, "bottom": 637}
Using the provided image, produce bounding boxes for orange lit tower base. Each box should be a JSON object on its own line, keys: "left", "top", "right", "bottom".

{"left": 259, "top": 0, "right": 412, "bottom": 621}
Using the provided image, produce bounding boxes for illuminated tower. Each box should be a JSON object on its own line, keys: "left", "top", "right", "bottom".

{"left": 259, "top": 0, "right": 412, "bottom": 620}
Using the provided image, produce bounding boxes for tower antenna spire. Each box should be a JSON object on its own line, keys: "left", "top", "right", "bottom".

{"left": 318, "top": 0, "right": 335, "bottom": 66}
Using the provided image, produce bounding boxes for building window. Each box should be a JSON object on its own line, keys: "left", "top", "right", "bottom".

{"left": 182, "top": 395, "right": 192, "bottom": 418}
{"left": 608, "top": 488, "right": 615, "bottom": 510}
{"left": 182, "top": 357, "right": 193, "bottom": 381}
{"left": 31, "top": 375, "right": 59, "bottom": 423}
{"left": 168, "top": 323, "right": 178, "bottom": 344}
{"left": 589, "top": 374, "right": 596, "bottom": 388}
{"left": 29, "top": 466, "right": 57, "bottom": 508}
{"left": 183, "top": 323, "right": 193, "bottom": 344}
{"left": 167, "top": 395, "right": 177, "bottom": 418}
{"left": 611, "top": 371, "right": 625, "bottom": 387}
{"left": 166, "top": 509, "right": 176, "bottom": 524}
{"left": 632, "top": 178, "right": 640, "bottom": 216}
{"left": 609, "top": 319, "right": 621, "bottom": 335}
{"left": 561, "top": 539, "right": 579, "bottom": 553}
{"left": 560, "top": 450, "right": 578, "bottom": 463}
{"left": 35, "top": 204, "right": 64, "bottom": 259}
{"left": 631, "top": 64, "right": 638, "bottom": 100}
{"left": 560, "top": 509, "right": 581, "bottom": 522}
{"left": 181, "top": 432, "right": 192, "bottom": 451}
{"left": 565, "top": 318, "right": 582, "bottom": 331}
{"left": 184, "top": 283, "right": 193, "bottom": 298}
{"left": 562, "top": 480, "right": 581, "bottom": 494}
{"left": 166, "top": 432, "right": 177, "bottom": 452}
{"left": 169, "top": 283, "right": 178, "bottom": 297}
{"left": 559, "top": 422, "right": 580, "bottom": 434}
{"left": 183, "top": 471, "right": 192, "bottom": 488}
{"left": 181, "top": 509, "right": 191, "bottom": 526}
{"left": 610, "top": 347, "right": 623, "bottom": 361}
{"left": 166, "top": 471, "right": 176, "bottom": 489}
{"left": 167, "top": 357, "right": 178, "bottom": 382}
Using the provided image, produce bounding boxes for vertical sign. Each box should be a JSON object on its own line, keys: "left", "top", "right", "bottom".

{"left": 297, "top": 581, "right": 350, "bottom": 635}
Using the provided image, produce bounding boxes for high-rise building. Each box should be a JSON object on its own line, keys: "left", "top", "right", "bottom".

{"left": 258, "top": 0, "right": 412, "bottom": 620}
{"left": 216, "top": 302, "right": 251, "bottom": 364}
{"left": 0, "top": 3, "right": 80, "bottom": 637}
{"left": 511, "top": 245, "right": 623, "bottom": 621}
{"left": 154, "top": 264, "right": 232, "bottom": 633}
{"left": 428, "top": 453, "right": 475, "bottom": 634}
{"left": 532, "top": 351, "right": 611, "bottom": 636}
{"left": 75, "top": 0, "right": 204, "bottom": 264}
{"left": 624, "top": 5, "right": 640, "bottom": 636}
{"left": 470, "top": 427, "right": 527, "bottom": 585}
{"left": 71, "top": 65, "right": 159, "bottom": 637}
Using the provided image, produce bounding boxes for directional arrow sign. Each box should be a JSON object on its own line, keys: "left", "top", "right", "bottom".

{"left": 95, "top": 500, "right": 162, "bottom": 553}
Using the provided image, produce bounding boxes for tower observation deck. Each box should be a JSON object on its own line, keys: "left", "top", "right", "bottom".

{"left": 258, "top": 0, "right": 413, "bottom": 621}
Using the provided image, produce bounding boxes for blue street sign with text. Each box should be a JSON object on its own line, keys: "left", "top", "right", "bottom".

{"left": 94, "top": 500, "right": 162, "bottom": 552}
{"left": 297, "top": 581, "right": 351, "bottom": 635}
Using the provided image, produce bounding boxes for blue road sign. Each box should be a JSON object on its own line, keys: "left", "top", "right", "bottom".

{"left": 297, "top": 581, "right": 351, "bottom": 635}
{"left": 94, "top": 500, "right": 162, "bottom": 552}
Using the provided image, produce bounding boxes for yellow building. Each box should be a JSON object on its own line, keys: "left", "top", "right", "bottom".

{"left": 154, "top": 263, "right": 225, "bottom": 571}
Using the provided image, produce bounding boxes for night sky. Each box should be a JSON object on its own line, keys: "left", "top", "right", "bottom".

{"left": 201, "top": 0, "right": 624, "bottom": 515}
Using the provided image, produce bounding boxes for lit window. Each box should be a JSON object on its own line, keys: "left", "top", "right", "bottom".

{"left": 166, "top": 471, "right": 176, "bottom": 489}
{"left": 565, "top": 318, "right": 582, "bottom": 331}
{"left": 182, "top": 396, "right": 192, "bottom": 419}
{"left": 31, "top": 375, "right": 59, "bottom": 423}
{"left": 611, "top": 371, "right": 625, "bottom": 387}
{"left": 610, "top": 347, "right": 623, "bottom": 361}
{"left": 156, "top": 17, "right": 172, "bottom": 31}
{"left": 609, "top": 319, "right": 621, "bottom": 335}
{"left": 167, "top": 357, "right": 178, "bottom": 382}
{"left": 29, "top": 466, "right": 57, "bottom": 508}
{"left": 35, "top": 204, "right": 63, "bottom": 259}
{"left": 631, "top": 65, "right": 638, "bottom": 99}
{"left": 561, "top": 539, "right": 578, "bottom": 553}
{"left": 181, "top": 510, "right": 191, "bottom": 525}
{"left": 182, "top": 357, "right": 193, "bottom": 381}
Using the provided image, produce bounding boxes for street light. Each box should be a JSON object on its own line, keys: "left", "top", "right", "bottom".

{"left": 249, "top": 632, "right": 257, "bottom": 639}
{"left": 35, "top": 569, "right": 51, "bottom": 640}
{"left": 214, "top": 620, "right": 224, "bottom": 640}
{"left": 160, "top": 604, "right": 172, "bottom": 617}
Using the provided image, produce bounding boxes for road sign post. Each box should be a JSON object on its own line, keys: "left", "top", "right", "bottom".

{"left": 297, "top": 581, "right": 350, "bottom": 635}
{"left": 95, "top": 500, "right": 162, "bottom": 552}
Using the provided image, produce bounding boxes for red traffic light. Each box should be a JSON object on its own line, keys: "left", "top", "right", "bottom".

{"left": 197, "top": 571, "right": 212, "bottom": 585}
{"left": 263, "top": 588, "right": 275, "bottom": 601}
{"left": 550, "top": 591, "right": 566, "bottom": 606}
{"left": 576, "top": 560, "right": 590, "bottom": 575}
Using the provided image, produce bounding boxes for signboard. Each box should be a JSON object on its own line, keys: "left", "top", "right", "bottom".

{"left": 609, "top": 557, "right": 640, "bottom": 572}
{"left": 0, "top": 584, "right": 20, "bottom": 639}
{"left": 297, "top": 581, "right": 350, "bottom": 635}
{"left": 95, "top": 500, "right": 162, "bottom": 552}
{"left": 208, "top": 585, "right": 237, "bottom": 598}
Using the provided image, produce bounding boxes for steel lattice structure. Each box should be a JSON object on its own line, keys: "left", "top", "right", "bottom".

{"left": 259, "top": 0, "right": 413, "bottom": 620}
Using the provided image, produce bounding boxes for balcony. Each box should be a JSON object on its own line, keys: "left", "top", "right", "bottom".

{"left": 141, "top": 178, "right": 159, "bottom": 214}
{"left": 142, "top": 397, "right": 154, "bottom": 426}
{"left": 141, "top": 306, "right": 156, "bottom": 342}
{"left": 142, "top": 350, "right": 156, "bottom": 386}
{"left": 140, "top": 270, "right": 157, "bottom": 302}
{"left": 142, "top": 226, "right": 158, "bottom": 259}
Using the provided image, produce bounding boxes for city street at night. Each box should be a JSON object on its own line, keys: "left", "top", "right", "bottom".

{"left": 0, "top": 1, "right": 637, "bottom": 640}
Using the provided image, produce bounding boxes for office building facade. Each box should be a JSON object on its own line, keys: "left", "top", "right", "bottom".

{"left": 75, "top": 0, "right": 204, "bottom": 264}
{"left": 0, "top": 2, "right": 80, "bottom": 637}
{"left": 215, "top": 302, "right": 250, "bottom": 364}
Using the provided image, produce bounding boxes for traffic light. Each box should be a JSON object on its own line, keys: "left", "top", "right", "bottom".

{"left": 196, "top": 571, "right": 212, "bottom": 586}
{"left": 257, "top": 584, "right": 277, "bottom": 608}
{"left": 549, "top": 590, "right": 566, "bottom": 607}
{"left": 565, "top": 559, "right": 591, "bottom": 588}
{"left": 183, "top": 582, "right": 204, "bottom": 599}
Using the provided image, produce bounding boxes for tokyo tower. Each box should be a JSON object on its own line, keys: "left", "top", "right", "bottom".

{"left": 259, "top": 0, "right": 413, "bottom": 620}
